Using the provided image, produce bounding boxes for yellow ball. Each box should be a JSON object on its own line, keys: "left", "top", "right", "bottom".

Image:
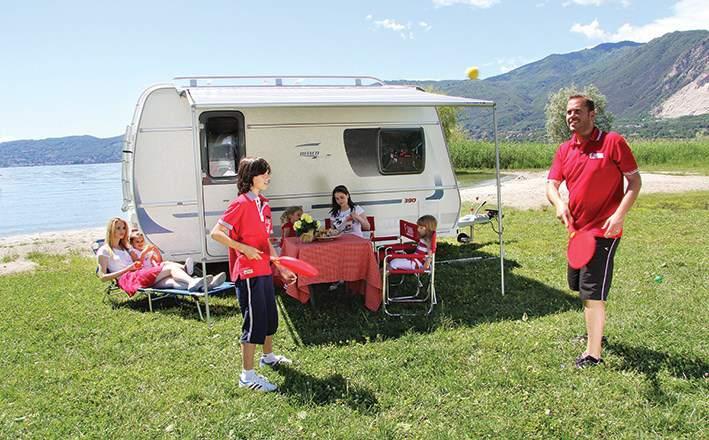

{"left": 466, "top": 66, "right": 479, "bottom": 80}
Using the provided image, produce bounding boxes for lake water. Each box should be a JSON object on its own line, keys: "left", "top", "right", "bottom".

{"left": 0, "top": 163, "right": 505, "bottom": 237}
{"left": 0, "top": 162, "right": 123, "bottom": 237}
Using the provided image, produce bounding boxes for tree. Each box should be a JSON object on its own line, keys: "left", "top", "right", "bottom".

{"left": 437, "top": 104, "right": 462, "bottom": 143}
{"left": 545, "top": 84, "right": 614, "bottom": 144}
{"left": 424, "top": 87, "right": 465, "bottom": 144}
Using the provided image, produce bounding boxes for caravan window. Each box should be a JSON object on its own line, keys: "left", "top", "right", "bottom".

{"left": 200, "top": 112, "right": 244, "bottom": 180}
{"left": 343, "top": 128, "right": 425, "bottom": 176}
{"left": 378, "top": 128, "right": 425, "bottom": 174}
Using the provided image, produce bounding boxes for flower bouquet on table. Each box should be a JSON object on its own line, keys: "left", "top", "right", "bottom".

{"left": 293, "top": 213, "right": 321, "bottom": 243}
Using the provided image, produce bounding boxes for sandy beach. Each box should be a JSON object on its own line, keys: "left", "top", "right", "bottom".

{"left": 1, "top": 227, "right": 104, "bottom": 275}
{"left": 2, "top": 172, "right": 708, "bottom": 276}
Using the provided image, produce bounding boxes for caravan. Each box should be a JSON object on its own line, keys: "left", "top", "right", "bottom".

{"left": 121, "top": 75, "right": 498, "bottom": 266}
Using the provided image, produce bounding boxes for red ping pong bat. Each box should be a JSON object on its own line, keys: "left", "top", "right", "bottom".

{"left": 567, "top": 226, "right": 595, "bottom": 269}
{"left": 272, "top": 256, "right": 319, "bottom": 277}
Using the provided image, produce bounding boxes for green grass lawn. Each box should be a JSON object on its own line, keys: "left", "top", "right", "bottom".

{"left": 1, "top": 192, "right": 707, "bottom": 438}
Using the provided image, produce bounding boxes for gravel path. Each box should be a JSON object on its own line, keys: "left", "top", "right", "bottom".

{"left": 459, "top": 171, "right": 709, "bottom": 209}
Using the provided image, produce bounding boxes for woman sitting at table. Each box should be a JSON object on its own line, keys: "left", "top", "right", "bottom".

{"left": 328, "top": 185, "right": 370, "bottom": 238}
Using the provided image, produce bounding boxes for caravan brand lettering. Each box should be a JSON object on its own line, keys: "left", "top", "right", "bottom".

{"left": 299, "top": 151, "right": 320, "bottom": 159}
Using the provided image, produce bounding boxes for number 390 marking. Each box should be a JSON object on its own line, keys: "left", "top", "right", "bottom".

{"left": 404, "top": 198, "right": 417, "bottom": 204}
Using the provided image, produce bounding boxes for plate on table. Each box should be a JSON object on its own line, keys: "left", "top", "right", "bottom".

{"left": 315, "top": 234, "right": 341, "bottom": 241}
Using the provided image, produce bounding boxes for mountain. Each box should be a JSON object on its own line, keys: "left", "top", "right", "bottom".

{"left": 393, "top": 30, "right": 709, "bottom": 139}
{"left": 1, "top": 30, "right": 706, "bottom": 167}
{"left": 0, "top": 135, "right": 123, "bottom": 168}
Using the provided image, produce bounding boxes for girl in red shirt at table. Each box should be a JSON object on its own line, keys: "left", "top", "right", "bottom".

{"left": 279, "top": 206, "right": 303, "bottom": 240}
{"left": 389, "top": 215, "right": 437, "bottom": 271}
{"left": 96, "top": 217, "right": 212, "bottom": 295}
{"left": 328, "top": 185, "right": 370, "bottom": 238}
{"left": 210, "top": 157, "right": 296, "bottom": 393}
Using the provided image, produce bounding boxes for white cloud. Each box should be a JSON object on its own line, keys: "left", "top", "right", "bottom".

{"left": 564, "top": 0, "right": 631, "bottom": 6}
{"left": 372, "top": 18, "right": 415, "bottom": 39}
{"left": 365, "top": 14, "right": 373, "bottom": 21}
{"left": 570, "top": 19, "right": 610, "bottom": 39}
{"left": 570, "top": 0, "right": 709, "bottom": 42}
{"left": 374, "top": 18, "right": 406, "bottom": 32}
{"left": 432, "top": 0, "right": 500, "bottom": 8}
{"left": 570, "top": 0, "right": 606, "bottom": 5}
{"left": 370, "top": 16, "right": 433, "bottom": 39}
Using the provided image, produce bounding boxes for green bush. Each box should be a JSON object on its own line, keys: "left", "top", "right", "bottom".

{"left": 449, "top": 138, "right": 554, "bottom": 169}
{"left": 449, "top": 137, "right": 709, "bottom": 171}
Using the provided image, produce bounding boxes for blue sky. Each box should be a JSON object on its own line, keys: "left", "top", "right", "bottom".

{"left": 1, "top": 0, "right": 706, "bottom": 141}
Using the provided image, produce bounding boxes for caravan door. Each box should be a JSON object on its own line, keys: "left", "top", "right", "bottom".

{"left": 199, "top": 111, "right": 244, "bottom": 257}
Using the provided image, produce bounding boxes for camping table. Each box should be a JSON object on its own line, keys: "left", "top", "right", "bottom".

{"left": 281, "top": 235, "right": 382, "bottom": 311}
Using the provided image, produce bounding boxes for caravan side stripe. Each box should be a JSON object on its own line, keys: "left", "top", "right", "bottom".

{"left": 311, "top": 199, "right": 402, "bottom": 210}
{"left": 426, "top": 175, "right": 444, "bottom": 200}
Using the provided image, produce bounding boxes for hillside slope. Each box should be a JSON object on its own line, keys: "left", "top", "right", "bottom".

{"left": 0, "top": 135, "right": 122, "bottom": 167}
{"left": 398, "top": 30, "right": 708, "bottom": 138}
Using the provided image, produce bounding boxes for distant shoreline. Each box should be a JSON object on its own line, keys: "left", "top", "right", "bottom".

{"left": 0, "top": 160, "right": 121, "bottom": 170}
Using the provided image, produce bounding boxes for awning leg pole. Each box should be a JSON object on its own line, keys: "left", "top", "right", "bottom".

{"left": 492, "top": 105, "right": 505, "bottom": 296}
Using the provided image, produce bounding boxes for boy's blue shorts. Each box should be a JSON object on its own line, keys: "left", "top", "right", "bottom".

{"left": 235, "top": 275, "right": 278, "bottom": 344}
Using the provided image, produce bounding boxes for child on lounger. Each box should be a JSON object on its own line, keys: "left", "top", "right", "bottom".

{"left": 128, "top": 230, "right": 195, "bottom": 276}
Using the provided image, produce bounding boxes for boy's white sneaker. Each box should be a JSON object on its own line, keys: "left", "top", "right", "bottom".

{"left": 184, "top": 257, "right": 194, "bottom": 275}
{"left": 239, "top": 373, "right": 278, "bottom": 392}
{"left": 259, "top": 354, "right": 293, "bottom": 368}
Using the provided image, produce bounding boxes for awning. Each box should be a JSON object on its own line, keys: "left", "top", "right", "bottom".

{"left": 184, "top": 85, "right": 493, "bottom": 108}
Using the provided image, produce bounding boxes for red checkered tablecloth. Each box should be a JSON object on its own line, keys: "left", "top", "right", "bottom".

{"left": 281, "top": 235, "right": 382, "bottom": 311}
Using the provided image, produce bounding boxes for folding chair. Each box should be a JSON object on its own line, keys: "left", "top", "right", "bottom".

{"left": 381, "top": 220, "right": 437, "bottom": 317}
{"left": 91, "top": 239, "right": 235, "bottom": 322}
{"left": 367, "top": 216, "right": 401, "bottom": 259}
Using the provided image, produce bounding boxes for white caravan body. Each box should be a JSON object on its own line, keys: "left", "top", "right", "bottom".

{"left": 122, "top": 76, "right": 493, "bottom": 263}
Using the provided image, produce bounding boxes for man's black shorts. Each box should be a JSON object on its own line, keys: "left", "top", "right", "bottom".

{"left": 568, "top": 237, "right": 620, "bottom": 301}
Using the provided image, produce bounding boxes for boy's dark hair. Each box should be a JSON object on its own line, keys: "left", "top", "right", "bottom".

{"left": 237, "top": 157, "right": 271, "bottom": 195}
{"left": 568, "top": 95, "right": 595, "bottom": 112}
{"left": 329, "top": 185, "right": 356, "bottom": 217}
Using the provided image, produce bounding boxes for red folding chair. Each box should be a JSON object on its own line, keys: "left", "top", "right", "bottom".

{"left": 381, "top": 220, "right": 437, "bottom": 317}
{"left": 367, "top": 216, "right": 401, "bottom": 259}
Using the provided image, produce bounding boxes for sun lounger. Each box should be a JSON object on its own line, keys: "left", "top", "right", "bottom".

{"left": 91, "top": 239, "right": 235, "bottom": 322}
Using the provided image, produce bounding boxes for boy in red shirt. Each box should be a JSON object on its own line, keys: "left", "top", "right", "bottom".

{"left": 211, "top": 157, "right": 296, "bottom": 392}
{"left": 546, "top": 95, "right": 641, "bottom": 368}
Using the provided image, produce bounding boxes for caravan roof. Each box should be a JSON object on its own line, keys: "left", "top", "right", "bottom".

{"left": 182, "top": 85, "right": 493, "bottom": 109}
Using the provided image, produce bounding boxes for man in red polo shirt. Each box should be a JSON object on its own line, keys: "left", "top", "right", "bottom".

{"left": 211, "top": 157, "right": 296, "bottom": 392}
{"left": 546, "top": 95, "right": 641, "bottom": 368}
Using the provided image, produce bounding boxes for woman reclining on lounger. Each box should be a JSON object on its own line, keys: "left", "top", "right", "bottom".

{"left": 96, "top": 217, "right": 223, "bottom": 296}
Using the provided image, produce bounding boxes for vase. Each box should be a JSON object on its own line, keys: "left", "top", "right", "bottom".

{"left": 299, "top": 231, "right": 315, "bottom": 243}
